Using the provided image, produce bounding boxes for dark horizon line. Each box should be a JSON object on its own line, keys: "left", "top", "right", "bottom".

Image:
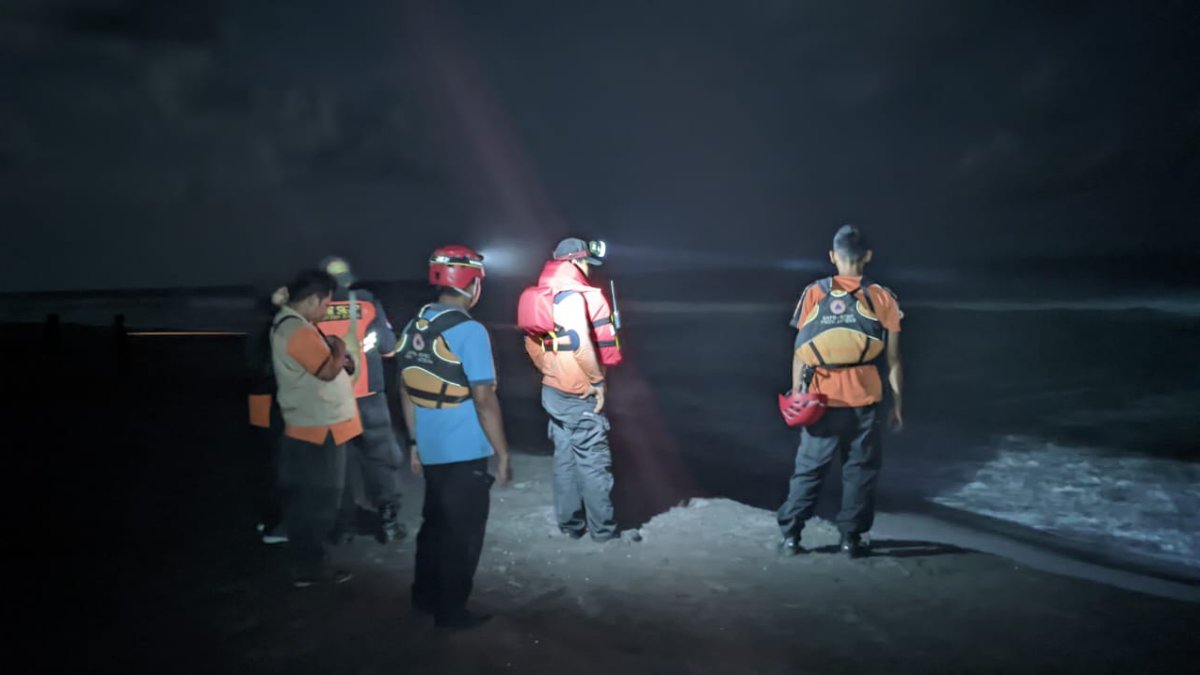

{"left": 2, "top": 251, "right": 1198, "bottom": 298}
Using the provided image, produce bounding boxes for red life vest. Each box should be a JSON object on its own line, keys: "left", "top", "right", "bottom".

{"left": 517, "top": 260, "right": 622, "bottom": 367}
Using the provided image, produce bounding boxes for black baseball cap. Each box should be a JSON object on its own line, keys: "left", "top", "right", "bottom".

{"left": 553, "top": 238, "right": 605, "bottom": 265}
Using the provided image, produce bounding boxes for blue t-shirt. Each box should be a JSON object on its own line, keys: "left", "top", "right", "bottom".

{"left": 410, "top": 304, "right": 496, "bottom": 466}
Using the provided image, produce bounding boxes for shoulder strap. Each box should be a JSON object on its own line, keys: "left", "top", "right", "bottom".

{"left": 271, "top": 314, "right": 303, "bottom": 333}
{"left": 423, "top": 308, "right": 473, "bottom": 336}
{"left": 790, "top": 280, "right": 822, "bottom": 327}
{"left": 855, "top": 277, "right": 878, "bottom": 315}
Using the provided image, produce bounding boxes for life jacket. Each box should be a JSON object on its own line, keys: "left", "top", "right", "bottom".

{"left": 516, "top": 260, "right": 622, "bottom": 367}
{"left": 397, "top": 305, "right": 473, "bottom": 409}
{"left": 315, "top": 289, "right": 379, "bottom": 397}
{"left": 794, "top": 277, "right": 887, "bottom": 369}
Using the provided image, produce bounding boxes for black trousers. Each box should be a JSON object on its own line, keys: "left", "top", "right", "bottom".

{"left": 777, "top": 404, "right": 883, "bottom": 537}
{"left": 277, "top": 434, "right": 347, "bottom": 574}
{"left": 412, "top": 458, "right": 492, "bottom": 621}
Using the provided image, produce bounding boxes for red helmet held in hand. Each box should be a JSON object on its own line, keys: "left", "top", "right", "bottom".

{"left": 778, "top": 391, "right": 828, "bottom": 427}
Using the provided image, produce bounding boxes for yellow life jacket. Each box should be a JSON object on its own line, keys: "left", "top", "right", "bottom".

{"left": 397, "top": 305, "right": 473, "bottom": 409}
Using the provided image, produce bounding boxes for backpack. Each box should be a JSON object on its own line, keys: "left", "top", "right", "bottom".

{"left": 516, "top": 285, "right": 558, "bottom": 336}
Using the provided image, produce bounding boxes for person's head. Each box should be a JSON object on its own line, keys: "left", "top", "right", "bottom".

{"left": 553, "top": 238, "right": 606, "bottom": 277}
{"left": 285, "top": 269, "right": 338, "bottom": 321}
{"left": 428, "top": 244, "right": 486, "bottom": 309}
{"left": 318, "top": 255, "right": 355, "bottom": 289}
{"left": 829, "top": 224, "right": 873, "bottom": 273}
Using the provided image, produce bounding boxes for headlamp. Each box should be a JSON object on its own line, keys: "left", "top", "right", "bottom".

{"left": 588, "top": 240, "right": 607, "bottom": 260}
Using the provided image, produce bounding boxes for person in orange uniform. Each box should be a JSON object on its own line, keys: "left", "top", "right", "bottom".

{"left": 523, "top": 238, "right": 623, "bottom": 542}
{"left": 316, "top": 256, "right": 405, "bottom": 544}
{"left": 777, "top": 225, "right": 903, "bottom": 558}
{"left": 270, "top": 269, "right": 362, "bottom": 586}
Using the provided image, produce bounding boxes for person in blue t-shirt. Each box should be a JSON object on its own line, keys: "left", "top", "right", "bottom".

{"left": 397, "top": 244, "right": 510, "bottom": 631}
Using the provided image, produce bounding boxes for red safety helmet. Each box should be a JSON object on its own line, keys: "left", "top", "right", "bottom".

{"left": 429, "top": 244, "right": 486, "bottom": 290}
{"left": 778, "top": 391, "right": 828, "bottom": 427}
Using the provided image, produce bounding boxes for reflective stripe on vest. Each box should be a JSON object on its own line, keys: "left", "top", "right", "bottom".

{"left": 316, "top": 296, "right": 378, "bottom": 397}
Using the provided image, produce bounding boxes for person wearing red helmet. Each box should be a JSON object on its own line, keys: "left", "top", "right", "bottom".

{"left": 777, "top": 225, "right": 904, "bottom": 559}
{"left": 397, "top": 245, "right": 510, "bottom": 630}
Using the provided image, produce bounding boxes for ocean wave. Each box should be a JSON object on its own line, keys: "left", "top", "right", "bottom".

{"left": 904, "top": 298, "right": 1200, "bottom": 317}
{"left": 932, "top": 435, "right": 1200, "bottom": 569}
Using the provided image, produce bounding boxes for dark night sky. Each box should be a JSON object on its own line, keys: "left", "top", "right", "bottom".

{"left": 1, "top": 0, "right": 1197, "bottom": 291}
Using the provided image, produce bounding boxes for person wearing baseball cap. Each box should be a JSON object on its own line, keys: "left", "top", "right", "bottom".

{"left": 552, "top": 237, "right": 607, "bottom": 266}
{"left": 315, "top": 256, "right": 406, "bottom": 546}
{"left": 520, "top": 237, "right": 624, "bottom": 543}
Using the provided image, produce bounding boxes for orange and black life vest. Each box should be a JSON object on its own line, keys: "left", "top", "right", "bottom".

{"left": 397, "top": 305, "right": 473, "bottom": 409}
{"left": 794, "top": 277, "right": 887, "bottom": 369}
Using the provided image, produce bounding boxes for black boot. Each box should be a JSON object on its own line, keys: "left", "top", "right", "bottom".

{"left": 839, "top": 532, "right": 869, "bottom": 559}
{"left": 376, "top": 502, "right": 406, "bottom": 544}
{"left": 778, "top": 534, "right": 805, "bottom": 557}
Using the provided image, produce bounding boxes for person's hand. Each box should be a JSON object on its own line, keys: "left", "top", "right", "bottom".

{"left": 889, "top": 404, "right": 904, "bottom": 433}
{"left": 583, "top": 383, "right": 606, "bottom": 413}
{"left": 494, "top": 454, "right": 511, "bottom": 486}
{"left": 409, "top": 446, "right": 423, "bottom": 476}
{"left": 326, "top": 334, "right": 347, "bottom": 355}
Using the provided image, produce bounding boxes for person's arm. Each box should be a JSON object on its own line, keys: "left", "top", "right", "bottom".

{"left": 568, "top": 295, "right": 607, "bottom": 412}
{"left": 472, "top": 384, "right": 510, "bottom": 485}
{"left": 789, "top": 287, "right": 816, "bottom": 393}
{"left": 874, "top": 285, "right": 904, "bottom": 432}
{"left": 455, "top": 321, "right": 511, "bottom": 484}
{"left": 288, "top": 326, "right": 348, "bottom": 382}
{"left": 576, "top": 342, "right": 605, "bottom": 413}
{"left": 372, "top": 297, "right": 400, "bottom": 358}
{"left": 791, "top": 348, "right": 805, "bottom": 394}
{"left": 399, "top": 383, "right": 421, "bottom": 475}
{"left": 317, "top": 336, "right": 349, "bottom": 381}
{"left": 886, "top": 331, "right": 903, "bottom": 431}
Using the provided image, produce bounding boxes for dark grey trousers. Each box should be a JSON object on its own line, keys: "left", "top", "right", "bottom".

{"left": 344, "top": 392, "right": 402, "bottom": 510}
{"left": 777, "top": 404, "right": 883, "bottom": 537}
{"left": 543, "top": 385, "right": 616, "bottom": 540}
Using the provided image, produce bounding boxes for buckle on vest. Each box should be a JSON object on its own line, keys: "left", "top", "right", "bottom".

{"left": 542, "top": 331, "right": 559, "bottom": 352}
